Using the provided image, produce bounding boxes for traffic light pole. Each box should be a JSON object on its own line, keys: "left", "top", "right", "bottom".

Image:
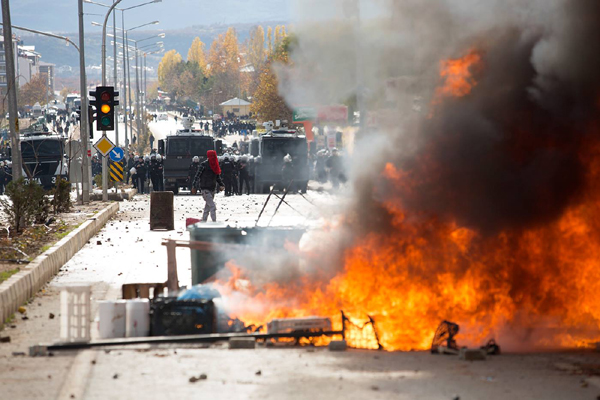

{"left": 101, "top": 0, "right": 122, "bottom": 201}
{"left": 1, "top": 0, "right": 22, "bottom": 180}
{"left": 78, "top": 0, "right": 90, "bottom": 203}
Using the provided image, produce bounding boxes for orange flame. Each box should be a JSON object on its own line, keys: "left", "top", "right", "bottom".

{"left": 208, "top": 53, "right": 600, "bottom": 352}
{"left": 433, "top": 49, "right": 483, "bottom": 104}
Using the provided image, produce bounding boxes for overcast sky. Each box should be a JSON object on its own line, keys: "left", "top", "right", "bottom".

{"left": 6, "top": 0, "right": 291, "bottom": 33}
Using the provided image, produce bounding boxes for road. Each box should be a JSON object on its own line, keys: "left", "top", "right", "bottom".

{"left": 1, "top": 185, "right": 599, "bottom": 399}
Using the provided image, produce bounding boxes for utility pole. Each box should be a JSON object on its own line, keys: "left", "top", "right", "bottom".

{"left": 134, "top": 44, "right": 141, "bottom": 142}
{"left": 100, "top": 0, "right": 122, "bottom": 201}
{"left": 113, "top": 0, "right": 119, "bottom": 147}
{"left": 78, "top": 0, "right": 90, "bottom": 203}
{"left": 1, "top": 0, "right": 21, "bottom": 180}
{"left": 121, "top": 11, "right": 129, "bottom": 158}
{"left": 125, "top": 31, "right": 133, "bottom": 149}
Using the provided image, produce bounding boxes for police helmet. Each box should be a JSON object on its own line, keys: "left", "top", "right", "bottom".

{"left": 283, "top": 153, "right": 292, "bottom": 163}
{"left": 151, "top": 153, "right": 156, "bottom": 160}
{"left": 223, "top": 153, "right": 230, "bottom": 160}
{"left": 156, "top": 154, "right": 162, "bottom": 161}
{"left": 192, "top": 156, "right": 199, "bottom": 163}
{"left": 144, "top": 155, "right": 150, "bottom": 162}
{"left": 134, "top": 155, "right": 139, "bottom": 161}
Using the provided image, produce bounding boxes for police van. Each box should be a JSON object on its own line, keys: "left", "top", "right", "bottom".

{"left": 20, "top": 129, "right": 68, "bottom": 189}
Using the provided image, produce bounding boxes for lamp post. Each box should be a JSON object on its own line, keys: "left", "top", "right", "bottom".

{"left": 86, "top": 0, "right": 161, "bottom": 158}
{"left": 94, "top": 21, "right": 159, "bottom": 154}
{"left": 100, "top": 0, "right": 122, "bottom": 201}
{"left": 11, "top": 24, "right": 90, "bottom": 202}
{"left": 1, "top": 0, "right": 21, "bottom": 180}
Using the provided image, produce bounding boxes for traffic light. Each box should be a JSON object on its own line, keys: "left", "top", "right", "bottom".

{"left": 88, "top": 105, "right": 97, "bottom": 139}
{"left": 89, "top": 86, "right": 119, "bottom": 131}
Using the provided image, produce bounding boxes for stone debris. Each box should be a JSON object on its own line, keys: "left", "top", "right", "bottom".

{"left": 229, "top": 337, "right": 256, "bottom": 349}
{"left": 459, "top": 348, "right": 486, "bottom": 361}
{"left": 189, "top": 374, "right": 208, "bottom": 383}
{"left": 329, "top": 340, "right": 347, "bottom": 351}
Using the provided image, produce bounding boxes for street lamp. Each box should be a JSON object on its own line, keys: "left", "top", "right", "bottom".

{"left": 86, "top": 0, "right": 161, "bottom": 156}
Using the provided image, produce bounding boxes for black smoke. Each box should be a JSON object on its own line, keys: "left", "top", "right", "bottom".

{"left": 378, "top": 0, "right": 600, "bottom": 234}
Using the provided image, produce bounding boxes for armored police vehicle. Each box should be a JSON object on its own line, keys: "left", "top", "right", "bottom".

{"left": 159, "top": 117, "right": 218, "bottom": 194}
{"left": 20, "top": 128, "right": 68, "bottom": 189}
{"left": 253, "top": 124, "right": 309, "bottom": 193}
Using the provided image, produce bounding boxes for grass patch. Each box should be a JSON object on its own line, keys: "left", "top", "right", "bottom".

{"left": 4, "top": 313, "right": 15, "bottom": 325}
{"left": 0, "top": 268, "right": 20, "bottom": 283}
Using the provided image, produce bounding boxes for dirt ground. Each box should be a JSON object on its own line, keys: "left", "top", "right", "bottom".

{"left": 0, "top": 201, "right": 107, "bottom": 278}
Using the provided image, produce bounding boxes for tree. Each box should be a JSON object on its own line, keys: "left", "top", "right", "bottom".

{"left": 187, "top": 37, "right": 207, "bottom": 72}
{"left": 248, "top": 26, "right": 266, "bottom": 72}
{"left": 157, "top": 50, "right": 183, "bottom": 95}
{"left": 267, "top": 26, "right": 274, "bottom": 55}
{"left": 19, "top": 74, "right": 48, "bottom": 107}
{"left": 207, "top": 28, "right": 244, "bottom": 106}
{"left": 251, "top": 36, "right": 294, "bottom": 123}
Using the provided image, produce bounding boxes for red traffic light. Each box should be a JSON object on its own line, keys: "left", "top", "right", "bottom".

{"left": 100, "top": 92, "right": 111, "bottom": 101}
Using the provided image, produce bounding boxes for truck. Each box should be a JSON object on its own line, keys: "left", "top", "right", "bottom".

{"left": 20, "top": 129, "right": 68, "bottom": 189}
{"left": 253, "top": 127, "right": 309, "bottom": 194}
{"left": 158, "top": 117, "right": 217, "bottom": 194}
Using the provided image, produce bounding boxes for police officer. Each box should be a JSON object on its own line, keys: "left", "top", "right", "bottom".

{"left": 188, "top": 156, "right": 201, "bottom": 194}
{"left": 134, "top": 155, "right": 147, "bottom": 194}
{"left": 238, "top": 156, "right": 251, "bottom": 195}
{"left": 282, "top": 153, "right": 294, "bottom": 192}
{"left": 193, "top": 150, "right": 225, "bottom": 222}
{"left": 326, "top": 148, "right": 344, "bottom": 189}
{"left": 149, "top": 154, "right": 162, "bottom": 192}
{"left": 220, "top": 153, "right": 234, "bottom": 196}
{"left": 155, "top": 154, "right": 164, "bottom": 191}
{"left": 232, "top": 156, "right": 240, "bottom": 195}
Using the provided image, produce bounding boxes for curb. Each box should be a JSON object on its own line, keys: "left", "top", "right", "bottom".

{"left": 0, "top": 202, "right": 120, "bottom": 328}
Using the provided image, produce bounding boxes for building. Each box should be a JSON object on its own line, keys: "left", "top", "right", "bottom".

{"left": 38, "top": 62, "right": 55, "bottom": 95}
{"left": 0, "top": 29, "right": 19, "bottom": 98}
{"left": 17, "top": 45, "right": 41, "bottom": 87}
{"left": 220, "top": 97, "right": 251, "bottom": 117}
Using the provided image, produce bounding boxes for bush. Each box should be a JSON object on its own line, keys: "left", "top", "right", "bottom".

{"left": 51, "top": 178, "right": 72, "bottom": 214}
{"left": 0, "top": 178, "right": 50, "bottom": 233}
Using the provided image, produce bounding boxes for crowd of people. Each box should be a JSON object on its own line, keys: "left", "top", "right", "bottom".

{"left": 212, "top": 119, "right": 257, "bottom": 138}
{"left": 126, "top": 152, "right": 164, "bottom": 194}
{"left": 188, "top": 153, "right": 254, "bottom": 197}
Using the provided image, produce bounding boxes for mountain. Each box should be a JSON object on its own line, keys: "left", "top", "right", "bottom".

{"left": 17, "top": 21, "right": 287, "bottom": 83}
{"left": 8, "top": 0, "right": 290, "bottom": 32}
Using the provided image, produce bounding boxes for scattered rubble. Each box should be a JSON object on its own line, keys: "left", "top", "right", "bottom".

{"left": 189, "top": 374, "right": 208, "bottom": 383}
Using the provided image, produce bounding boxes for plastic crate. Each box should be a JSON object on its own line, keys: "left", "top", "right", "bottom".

{"left": 267, "top": 317, "right": 332, "bottom": 334}
{"left": 59, "top": 284, "right": 91, "bottom": 343}
{"left": 150, "top": 297, "right": 216, "bottom": 336}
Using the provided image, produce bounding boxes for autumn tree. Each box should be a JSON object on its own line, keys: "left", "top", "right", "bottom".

{"left": 247, "top": 26, "right": 266, "bottom": 74}
{"left": 158, "top": 49, "right": 183, "bottom": 95}
{"left": 19, "top": 74, "right": 48, "bottom": 107}
{"left": 207, "top": 27, "right": 244, "bottom": 108}
{"left": 187, "top": 37, "right": 207, "bottom": 72}
{"left": 251, "top": 36, "right": 294, "bottom": 123}
{"left": 267, "top": 26, "right": 273, "bottom": 55}
{"left": 174, "top": 61, "right": 209, "bottom": 102}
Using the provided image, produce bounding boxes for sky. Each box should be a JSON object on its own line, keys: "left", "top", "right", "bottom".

{"left": 6, "top": 0, "right": 291, "bottom": 33}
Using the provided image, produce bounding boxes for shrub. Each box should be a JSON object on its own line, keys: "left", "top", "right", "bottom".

{"left": 0, "top": 178, "right": 49, "bottom": 233}
{"left": 51, "top": 178, "right": 72, "bottom": 214}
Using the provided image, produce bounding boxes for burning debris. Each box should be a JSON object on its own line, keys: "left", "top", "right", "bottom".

{"left": 431, "top": 320, "right": 501, "bottom": 356}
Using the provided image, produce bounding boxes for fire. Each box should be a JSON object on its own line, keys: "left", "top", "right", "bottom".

{"left": 433, "top": 49, "right": 483, "bottom": 103}
{"left": 209, "top": 49, "right": 600, "bottom": 352}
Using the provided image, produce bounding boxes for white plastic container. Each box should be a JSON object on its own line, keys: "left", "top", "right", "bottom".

{"left": 125, "top": 299, "right": 150, "bottom": 337}
{"left": 59, "top": 284, "right": 92, "bottom": 343}
{"left": 97, "top": 300, "right": 127, "bottom": 339}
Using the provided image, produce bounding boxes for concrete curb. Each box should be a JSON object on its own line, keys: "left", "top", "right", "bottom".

{"left": 0, "top": 202, "right": 120, "bottom": 328}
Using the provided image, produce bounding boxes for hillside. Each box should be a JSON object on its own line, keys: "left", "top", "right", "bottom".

{"left": 17, "top": 22, "right": 286, "bottom": 83}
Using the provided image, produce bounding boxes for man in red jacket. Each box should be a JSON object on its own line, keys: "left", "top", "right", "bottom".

{"left": 193, "top": 150, "right": 225, "bottom": 222}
